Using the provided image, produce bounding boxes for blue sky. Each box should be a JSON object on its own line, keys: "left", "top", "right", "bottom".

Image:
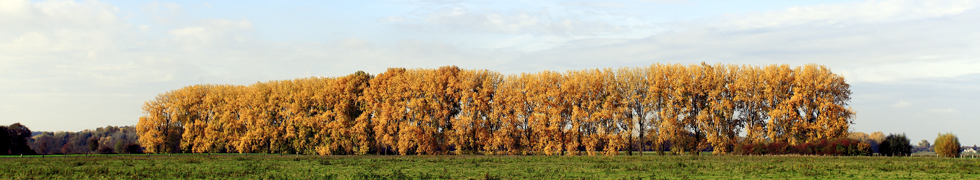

{"left": 2, "top": 0, "right": 979, "bottom": 146}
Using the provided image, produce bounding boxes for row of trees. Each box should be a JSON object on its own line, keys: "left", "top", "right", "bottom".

{"left": 848, "top": 131, "right": 911, "bottom": 156}
{"left": 137, "top": 63, "right": 855, "bottom": 156}
{"left": 848, "top": 131, "right": 973, "bottom": 158}
{"left": 736, "top": 138, "right": 870, "bottom": 156}
{"left": 30, "top": 125, "right": 141, "bottom": 154}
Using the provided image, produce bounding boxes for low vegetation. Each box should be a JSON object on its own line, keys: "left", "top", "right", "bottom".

{"left": 735, "top": 138, "right": 870, "bottom": 156}
{"left": 2, "top": 154, "right": 979, "bottom": 179}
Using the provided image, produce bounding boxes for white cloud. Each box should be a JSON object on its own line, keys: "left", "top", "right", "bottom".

{"left": 632, "top": 0, "right": 688, "bottom": 3}
{"left": 168, "top": 19, "right": 253, "bottom": 50}
{"left": 711, "top": 0, "right": 980, "bottom": 29}
{"left": 512, "top": 0, "right": 980, "bottom": 84}
{"left": 0, "top": 0, "right": 124, "bottom": 54}
{"left": 559, "top": 1, "right": 627, "bottom": 8}
{"left": 144, "top": 1, "right": 182, "bottom": 13}
{"left": 387, "top": 6, "right": 632, "bottom": 36}
{"left": 891, "top": 100, "right": 912, "bottom": 108}
{"left": 0, "top": 0, "right": 269, "bottom": 131}
{"left": 143, "top": 1, "right": 182, "bottom": 24}
{"left": 845, "top": 60, "right": 980, "bottom": 83}
{"left": 927, "top": 108, "right": 959, "bottom": 113}
{"left": 380, "top": 15, "right": 405, "bottom": 23}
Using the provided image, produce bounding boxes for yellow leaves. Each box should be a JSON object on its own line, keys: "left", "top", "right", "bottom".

{"left": 134, "top": 63, "right": 853, "bottom": 156}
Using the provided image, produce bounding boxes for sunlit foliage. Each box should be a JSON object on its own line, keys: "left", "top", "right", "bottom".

{"left": 137, "top": 63, "right": 854, "bottom": 155}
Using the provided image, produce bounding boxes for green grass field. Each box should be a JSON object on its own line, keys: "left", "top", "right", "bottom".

{"left": 2, "top": 153, "right": 979, "bottom": 179}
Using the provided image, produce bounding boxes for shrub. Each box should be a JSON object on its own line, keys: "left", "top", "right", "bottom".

{"left": 856, "top": 142, "right": 872, "bottom": 156}
{"left": 124, "top": 143, "right": 144, "bottom": 154}
{"left": 115, "top": 141, "right": 126, "bottom": 154}
{"left": 880, "top": 133, "right": 911, "bottom": 156}
{"left": 934, "top": 133, "right": 961, "bottom": 158}
{"left": 735, "top": 138, "right": 870, "bottom": 156}
{"left": 97, "top": 146, "right": 115, "bottom": 154}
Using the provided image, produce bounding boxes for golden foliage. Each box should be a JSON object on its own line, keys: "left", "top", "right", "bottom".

{"left": 136, "top": 63, "right": 854, "bottom": 155}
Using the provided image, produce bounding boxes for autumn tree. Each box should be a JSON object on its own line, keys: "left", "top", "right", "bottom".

{"left": 732, "top": 65, "right": 769, "bottom": 144}
{"left": 566, "top": 69, "right": 608, "bottom": 156}
{"left": 527, "top": 71, "right": 570, "bottom": 155}
{"left": 490, "top": 74, "right": 536, "bottom": 155}
{"left": 934, "top": 133, "right": 961, "bottom": 158}
{"left": 137, "top": 91, "right": 185, "bottom": 154}
{"left": 613, "top": 67, "right": 649, "bottom": 155}
{"left": 452, "top": 69, "right": 501, "bottom": 155}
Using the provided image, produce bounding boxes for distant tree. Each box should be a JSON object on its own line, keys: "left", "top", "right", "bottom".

{"left": 115, "top": 140, "right": 126, "bottom": 154}
{"left": 88, "top": 137, "right": 100, "bottom": 153}
{"left": 0, "top": 126, "right": 10, "bottom": 154}
{"left": 34, "top": 136, "right": 49, "bottom": 155}
{"left": 29, "top": 126, "right": 138, "bottom": 155}
{"left": 124, "top": 143, "right": 143, "bottom": 154}
{"left": 913, "top": 139, "right": 932, "bottom": 152}
{"left": 917, "top": 140, "right": 930, "bottom": 148}
{"left": 5, "top": 123, "right": 38, "bottom": 155}
{"left": 61, "top": 143, "right": 75, "bottom": 154}
{"left": 847, "top": 132, "right": 870, "bottom": 142}
{"left": 879, "top": 133, "right": 911, "bottom": 156}
{"left": 868, "top": 131, "right": 885, "bottom": 153}
{"left": 934, "top": 133, "right": 961, "bottom": 158}
{"left": 97, "top": 145, "right": 114, "bottom": 154}
{"left": 0, "top": 126, "right": 10, "bottom": 155}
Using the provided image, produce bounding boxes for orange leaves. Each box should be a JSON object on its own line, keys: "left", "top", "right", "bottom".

{"left": 453, "top": 69, "right": 501, "bottom": 155}
{"left": 135, "top": 63, "right": 853, "bottom": 156}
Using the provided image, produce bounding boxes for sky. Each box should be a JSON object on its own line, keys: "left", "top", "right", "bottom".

{"left": 1, "top": 0, "right": 978, "bottom": 146}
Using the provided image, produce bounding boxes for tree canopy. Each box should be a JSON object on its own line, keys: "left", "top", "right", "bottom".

{"left": 2, "top": 123, "right": 38, "bottom": 155}
{"left": 137, "top": 63, "right": 855, "bottom": 155}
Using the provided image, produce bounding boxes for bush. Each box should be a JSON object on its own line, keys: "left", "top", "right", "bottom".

{"left": 115, "top": 141, "right": 126, "bottom": 154}
{"left": 124, "top": 143, "right": 144, "bottom": 154}
{"left": 735, "top": 138, "right": 871, "bottom": 156}
{"left": 880, "top": 133, "right": 912, "bottom": 156}
{"left": 934, "top": 133, "right": 961, "bottom": 158}
{"left": 97, "top": 146, "right": 115, "bottom": 154}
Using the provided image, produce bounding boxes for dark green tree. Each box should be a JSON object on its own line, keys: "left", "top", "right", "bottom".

{"left": 88, "top": 137, "right": 100, "bottom": 153}
{"left": 115, "top": 140, "right": 126, "bottom": 154}
{"left": 879, "top": 133, "right": 911, "bottom": 156}
{"left": 124, "top": 143, "right": 143, "bottom": 154}
{"left": 5, "top": 123, "right": 37, "bottom": 155}
{"left": 97, "top": 145, "right": 115, "bottom": 154}
{"left": 0, "top": 126, "right": 10, "bottom": 154}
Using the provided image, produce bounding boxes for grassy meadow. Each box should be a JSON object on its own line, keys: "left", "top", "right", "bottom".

{"left": 2, "top": 153, "right": 980, "bottom": 179}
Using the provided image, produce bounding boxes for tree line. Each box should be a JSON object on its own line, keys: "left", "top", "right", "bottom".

{"left": 848, "top": 131, "right": 913, "bottom": 156}
{"left": 29, "top": 125, "right": 141, "bottom": 155}
{"left": 136, "top": 63, "right": 854, "bottom": 156}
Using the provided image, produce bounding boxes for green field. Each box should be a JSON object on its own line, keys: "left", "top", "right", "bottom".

{"left": 2, "top": 154, "right": 979, "bottom": 179}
